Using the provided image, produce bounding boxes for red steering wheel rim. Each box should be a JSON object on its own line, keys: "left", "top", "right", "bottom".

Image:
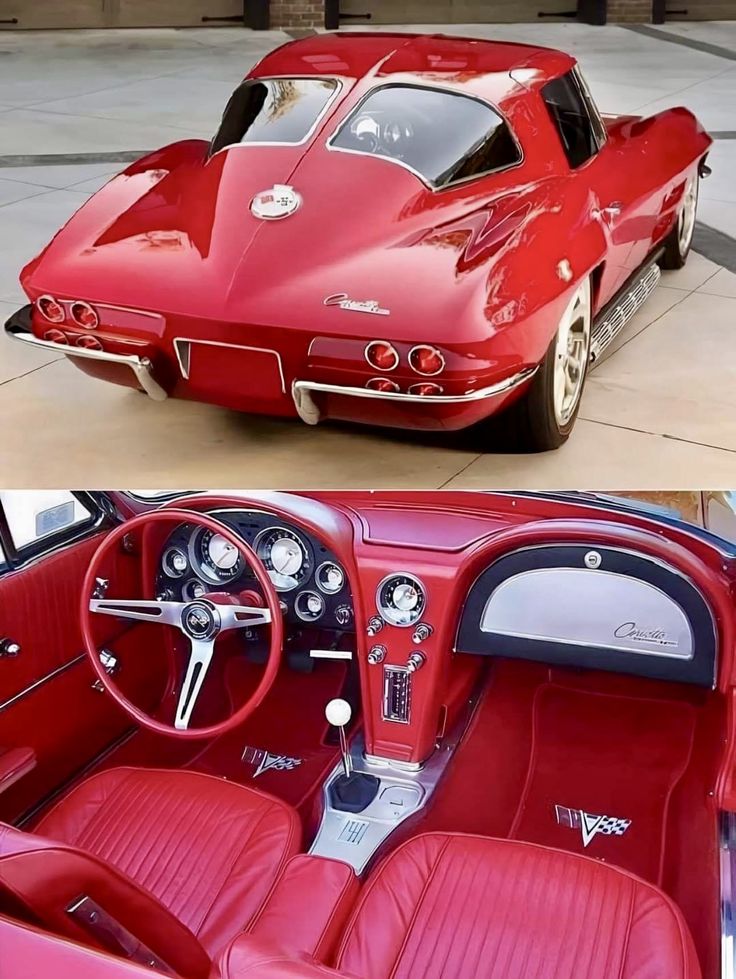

{"left": 80, "top": 508, "right": 284, "bottom": 739}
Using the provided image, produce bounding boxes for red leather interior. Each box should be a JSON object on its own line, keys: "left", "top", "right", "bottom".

{"left": 219, "top": 936, "right": 341, "bottom": 979}
{"left": 0, "top": 532, "right": 169, "bottom": 823}
{"left": 0, "top": 822, "right": 211, "bottom": 978}
{"left": 0, "top": 746, "right": 36, "bottom": 793}
{"left": 248, "top": 855, "right": 359, "bottom": 962}
{"left": 336, "top": 833, "right": 702, "bottom": 979}
{"left": 34, "top": 767, "right": 302, "bottom": 956}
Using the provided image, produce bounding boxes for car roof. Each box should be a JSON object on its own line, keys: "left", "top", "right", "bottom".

{"left": 251, "top": 31, "right": 576, "bottom": 91}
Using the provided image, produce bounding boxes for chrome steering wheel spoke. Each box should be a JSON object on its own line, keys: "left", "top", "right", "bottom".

{"left": 90, "top": 598, "right": 185, "bottom": 626}
{"left": 218, "top": 604, "right": 272, "bottom": 632}
{"left": 174, "top": 638, "right": 215, "bottom": 730}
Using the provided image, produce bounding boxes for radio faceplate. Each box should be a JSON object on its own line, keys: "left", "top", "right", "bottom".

{"left": 382, "top": 665, "right": 411, "bottom": 723}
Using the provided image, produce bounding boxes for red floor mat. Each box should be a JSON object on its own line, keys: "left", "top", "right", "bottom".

{"left": 190, "top": 658, "right": 348, "bottom": 816}
{"left": 509, "top": 683, "right": 696, "bottom": 883}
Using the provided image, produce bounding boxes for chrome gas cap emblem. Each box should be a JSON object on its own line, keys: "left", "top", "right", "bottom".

{"left": 250, "top": 184, "right": 302, "bottom": 220}
{"left": 181, "top": 601, "right": 219, "bottom": 641}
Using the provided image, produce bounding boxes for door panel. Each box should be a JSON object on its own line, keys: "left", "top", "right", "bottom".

{"left": 0, "top": 532, "right": 168, "bottom": 823}
{"left": 115, "top": 1, "right": 243, "bottom": 27}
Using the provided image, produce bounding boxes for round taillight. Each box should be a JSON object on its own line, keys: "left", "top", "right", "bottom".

{"left": 43, "top": 329, "right": 69, "bottom": 345}
{"left": 37, "top": 295, "right": 65, "bottom": 324}
{"left": 409, "top": 344, "right": 445, "bottom": 376}
{"left": 365, "top": 340, "right": 399, "bottom": 372}
{"left": 75, "top": 334, "right": 103, "bottom": 351}
{"left": 366, "top": 377, "right": 400, "bottom": 393}
{"left": 70, "top": 301, "right": 99, "bottom": 329}
{"left": 409, "top": 382, "right": 443, "bottom": 396}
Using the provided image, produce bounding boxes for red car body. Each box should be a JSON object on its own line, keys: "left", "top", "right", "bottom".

{"left": 6, "top": 33, "right": 710, "bottom": 439}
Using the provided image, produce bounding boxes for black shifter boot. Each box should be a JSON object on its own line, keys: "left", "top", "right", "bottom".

{"left": 329, "top": 772, "right": 380, "bottom": 813}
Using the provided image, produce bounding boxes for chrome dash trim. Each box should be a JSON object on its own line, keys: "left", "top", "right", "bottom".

{"left": 173, "top": 337, "right": 286, "bottom": 393}
{"left": 292, "top": 367, "right": 536, "bottom": 425}
{"left": 5, "top": 320, "right": 167, "bottom": 401}
{"left": 0, "top": 654, "right": 85, "bottom": 713}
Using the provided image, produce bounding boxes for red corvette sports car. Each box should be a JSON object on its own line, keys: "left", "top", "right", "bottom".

{"left": 0, "top": 488, "right": 734, "bottom": 978}
{"left": 5, "top": 33, "right": 710, "bottom": 449}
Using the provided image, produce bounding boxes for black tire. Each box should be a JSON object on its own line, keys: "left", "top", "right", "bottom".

{"left": 467, "top": 278, "right": 592, "bottom": 453}
{"left": 659, "top": 173, "right": 698, "bottom": 271}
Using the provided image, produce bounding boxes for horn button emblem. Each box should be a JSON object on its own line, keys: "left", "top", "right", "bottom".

{"left": 181, "top": 601, "right": 219, "bottom": 641}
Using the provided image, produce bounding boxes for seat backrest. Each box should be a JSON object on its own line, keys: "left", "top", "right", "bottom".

{"left": 0, "top": 822, "right": 211, "bottom": 979}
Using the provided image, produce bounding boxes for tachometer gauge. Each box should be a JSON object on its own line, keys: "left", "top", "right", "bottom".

{"left": 192, "top": 528, "right": 243, "bottom": 583}
{"left": 295, "top": 590, "right": 325, "bottom": 622}
{"left": 377, "top": 573, "right": 426, "bottom": 627}
{"left": 316, "top": 561, "right": 345, "bottom": 595}
{"left": 255, "top": 527, "right": 311, "bottom": 592}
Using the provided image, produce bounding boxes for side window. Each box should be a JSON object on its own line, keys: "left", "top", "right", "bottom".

{"left": 541, "top": 70, "right": 603, "bottom": 169}
{"left": 0, "top": 491, "right": 98, "bottom": 565}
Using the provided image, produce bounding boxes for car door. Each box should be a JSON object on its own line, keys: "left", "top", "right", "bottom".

{"left": 540, "top": 68, "right": 647, "bottom": 306}
{"left": 0, "top": 492, "right": 167, "bottom": 824}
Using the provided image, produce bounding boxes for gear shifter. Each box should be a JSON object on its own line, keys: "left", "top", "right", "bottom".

{"left": 325, "top": 698, "right": 379, "bottom": 814}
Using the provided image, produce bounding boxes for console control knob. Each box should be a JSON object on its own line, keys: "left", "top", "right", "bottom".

{"left": 367, "top": 616, "right": 384, "bottom": 636}
{"left": 406, "top": 652, "right": 426, "bottom": 674}
{"left": 412, "top": 623, "right": 433, "bottom": 644}
{"left": 367, "top": 645, "right": 386, "bottom": 665}
{"left": 335, "top": 604, "right": 353, "bottom": 627}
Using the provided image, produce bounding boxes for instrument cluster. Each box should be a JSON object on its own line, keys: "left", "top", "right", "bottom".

{"left": 155, "top": 510, "right": 354, "bottom": 631}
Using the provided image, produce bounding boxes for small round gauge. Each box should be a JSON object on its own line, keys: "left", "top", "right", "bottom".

{"left": 255, "top": 527, "right": 311, "bottom": 592}
{"left": 377, "top": 573, "right": 426, "bottom": 628}
{"left": 162, "top": 546, "right": 188, "bottom": 578}
{"left": 192, "top": 528, "right": 243, "bottom": 584}
{"left": 316, "top": 561, "right": 345, "bottom": 595}
{"left": 183, "top": 579, "right": 207, "bottom": 601}
{"left": 295, "top": 590, "right": 325, "bottom": 622}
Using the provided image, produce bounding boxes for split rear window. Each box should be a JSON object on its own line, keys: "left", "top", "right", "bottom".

{"left": 329, "top": 84, "right": 521, "bottom": 188}
{"left": 210, "top": 78, "right": 340, "bottom": 154}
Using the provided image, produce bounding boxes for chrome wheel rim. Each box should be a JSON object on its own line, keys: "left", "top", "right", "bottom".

{"left": 553, "top": 280, "right": 591, "bottom": 427}
{"left": 678, "top": 176, "right": 697, "bottom": 255}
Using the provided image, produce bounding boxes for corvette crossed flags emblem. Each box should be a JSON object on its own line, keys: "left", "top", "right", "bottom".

{"left": 555, "top": 804, "right": 631, "bottom": 848}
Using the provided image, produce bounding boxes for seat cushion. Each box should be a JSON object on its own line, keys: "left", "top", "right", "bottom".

{"left": 336, "top": 833, "right": 701, "bottom": 979}
{"left": 35, "top": 766, "right": 301, "bottom": 955}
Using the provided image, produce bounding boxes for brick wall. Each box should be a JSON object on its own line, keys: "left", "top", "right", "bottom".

{"left": 606, "top": 0, "right": 653, "bottom": 21}
{"left": 269, "top": 0, "right": 326, "bottom": 28}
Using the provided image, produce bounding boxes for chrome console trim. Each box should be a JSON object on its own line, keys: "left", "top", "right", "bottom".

{"left": 722, "top": 810, "right": 736, "bottom": 979}
{"left": 291, "top": 367, "right": 537, "bottom": 426}
{"left": 310, "top": 698, "right": 477, "bottom": 873}
{"left": 4, "top": 311, "right": 167, "bottom": 402}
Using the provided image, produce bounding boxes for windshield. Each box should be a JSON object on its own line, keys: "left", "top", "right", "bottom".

{"left": 330, "top": 84, "right": 521, "bottom": 188}
{"left": 210, "top": 78, "right": 340, "bottom": 155}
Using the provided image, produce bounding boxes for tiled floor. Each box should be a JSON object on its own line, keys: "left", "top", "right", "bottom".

{"left": 0, "top": 22, "right": 734, "bottom": 487}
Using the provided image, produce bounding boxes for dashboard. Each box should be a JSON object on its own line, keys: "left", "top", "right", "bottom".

{"left": 144, "top": 492, "right": 732, "bottom": 766}
{"left": 155, "top": 509, "right": 354, "bottom": 633}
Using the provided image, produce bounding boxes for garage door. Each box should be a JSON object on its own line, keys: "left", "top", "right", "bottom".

{"left": 665, "top": 0, "right": 735, "bottom": 18}
{"left": 0, "top": 0, "right": 244, "bottom": 29}
{"left": 339, "top": 0, "right": 573, "bottom": 23}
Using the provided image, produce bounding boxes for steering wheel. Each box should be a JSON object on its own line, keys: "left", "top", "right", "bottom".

{"left": 80, "top": 509, "right": 283, "bottom": 739}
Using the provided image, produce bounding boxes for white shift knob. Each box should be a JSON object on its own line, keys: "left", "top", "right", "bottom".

{"left": 325, "top": 698, "right": 352, "bottom": 728}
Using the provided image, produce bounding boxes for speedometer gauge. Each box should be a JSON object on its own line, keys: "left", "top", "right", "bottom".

{"left": 191, "top": 528, "right": 244, "bottom": 583}
{"left": 377, "top": 573, "right": 426, "bottom": 627}
{"left": 255, "top": 527, "right": 311, "bottom": 592}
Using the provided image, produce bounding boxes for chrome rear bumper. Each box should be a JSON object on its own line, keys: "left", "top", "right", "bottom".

{"left": 4, "top": 305, "right": 168, "bottom": 402}
{"left": 291, "top": 367, "right": 537, "bottom": 425}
